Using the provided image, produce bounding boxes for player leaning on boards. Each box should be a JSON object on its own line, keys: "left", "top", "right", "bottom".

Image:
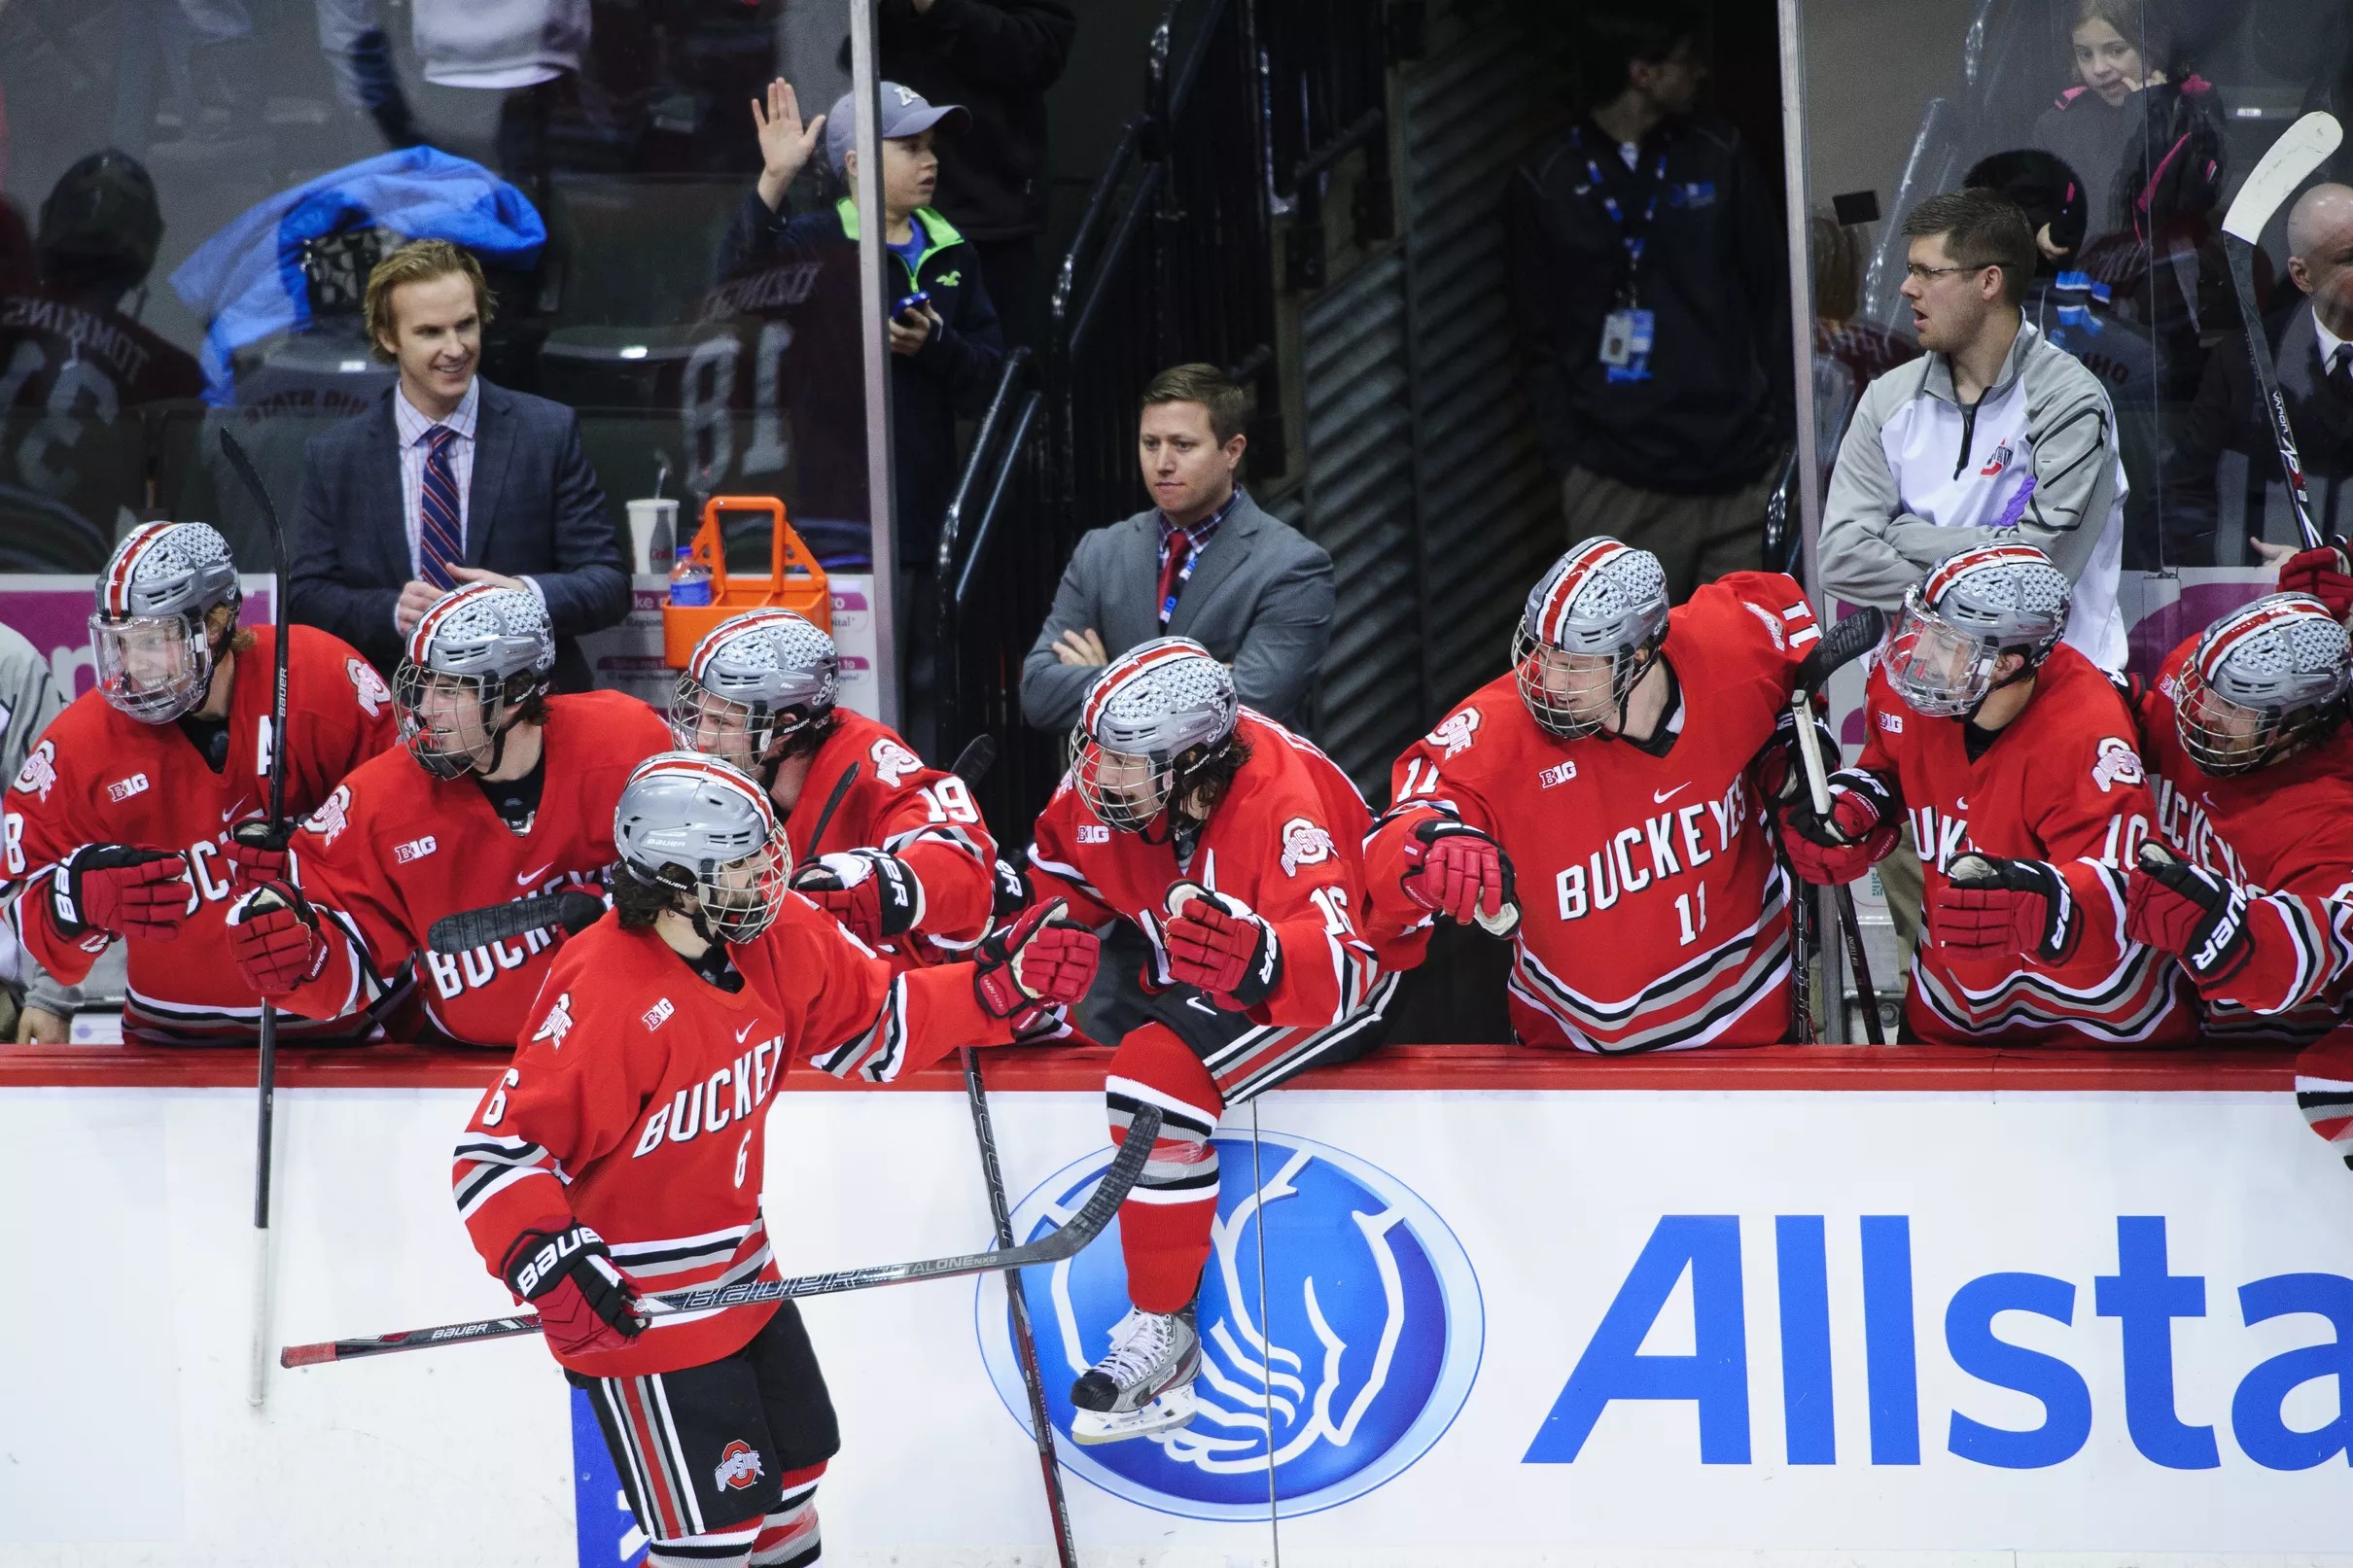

{"left": 1364, "top": 538, "right": 1827, "bottom": 1050}
{"left": 668, "top": 610, "right": 997, "bottom": 967}
{"left": 452, "top": 754, "right": 1096, "bottom": 1568}
{"left": 2, "top": 522, "right": 397, "bottom": 1044}
{"left": 226, "top": 582, "right": 672, "bottom": 1044}
{"left": 1779, "top": 543, "right": 2192, "bottom": 1045}
{"left": 1023, "top": 637, "right": 1408, "bottom": 1444}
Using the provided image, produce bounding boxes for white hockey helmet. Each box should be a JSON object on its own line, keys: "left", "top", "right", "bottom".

{"left": 2175, "top": 592, "right": 2351, "bottom": 776}
{"left": 614, "top": 751, "right": 792, "bottom": 942}
{"left": 1071, "top": 637, "right": 1240, "bottom": 833}
{"left": 394, "top": 583, "right": 556, "bottom": 779}
{"left": 90, "top": 521, "right": 241, "bottom": 723}
{"left": 1514, "top": 537, "right": 1670, "bottom": 739}
{"left": 1885, "top": 543, "right": 2071, "bottom": 718}
{"left": 670, "top": 610, "right": 839, "bottom": 773}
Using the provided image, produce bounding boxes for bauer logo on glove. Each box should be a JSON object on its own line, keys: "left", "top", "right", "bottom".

{"left": 1162, "top": 882, "right": 1282, "bottom": 1008}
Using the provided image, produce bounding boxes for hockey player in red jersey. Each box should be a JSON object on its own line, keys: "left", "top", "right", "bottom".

{"left": 667, "top": 610, "right": 997, "bottom": 967}
{"left": 1780, "top": 542, "right": 2191, "bottom": 1045}
{"left": 226, "top": 582, "right": 671, "bottom": 1044}
{"left": 1363, "top": 538, "right": 1824, "bottom": 1051}
{"left": 2, "top": 522, "right": 396, "bottom": 1043}
{"left": 1024, "top": 636, "right": 1406, "bottom": 1445}
{"left": 453, "top": 754, "right": 1095, "bottom": 1568}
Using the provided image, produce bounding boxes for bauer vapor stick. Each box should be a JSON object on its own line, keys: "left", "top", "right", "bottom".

{"left": 2221, "top": 111, "right": 2343, "bottom": 552}
{"left": 217, "top": 428, "right": 294, "bottom": 1407}
{"left": 1790, "top": 606, "right": 1888, "bottom": 1044}
{"left": 427, "top": 889, "right": 608, "bottom": 955}
{"left": 281, "top": 1107, "right": 1162, "bottom": 1366}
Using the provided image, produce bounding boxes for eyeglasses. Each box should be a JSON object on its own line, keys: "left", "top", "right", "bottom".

{"left": 1904, "top": 261, "right": 1991, "bottom": 283}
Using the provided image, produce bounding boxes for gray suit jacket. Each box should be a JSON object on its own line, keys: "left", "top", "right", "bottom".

{"left": 1020, "top": 492, "right": 1335, "bottom": 733}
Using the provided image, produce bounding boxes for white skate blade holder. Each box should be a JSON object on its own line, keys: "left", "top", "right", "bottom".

{"left": 1069, "top": 1382, "right": 1200, "bottom": 1446}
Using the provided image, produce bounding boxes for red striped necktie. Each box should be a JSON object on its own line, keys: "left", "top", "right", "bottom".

{"left": 419, "top": 424, "right": 464, "bottom": 589}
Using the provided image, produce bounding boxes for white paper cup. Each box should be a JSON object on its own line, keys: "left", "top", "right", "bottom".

{"left": 626, "top": 498, "right": 680, "bottom": 575}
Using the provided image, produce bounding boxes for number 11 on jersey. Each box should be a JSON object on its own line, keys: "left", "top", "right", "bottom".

{"left": 1674, "top": 883, "right": 1708, "bottom": 946}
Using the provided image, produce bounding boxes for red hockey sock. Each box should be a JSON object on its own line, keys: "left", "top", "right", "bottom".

{"left": 1106, "top": 1024, "right": 1225, "bottom": 1314}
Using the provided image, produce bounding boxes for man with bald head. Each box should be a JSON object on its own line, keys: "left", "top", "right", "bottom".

{"left": 2160, "top": 183, "right": 2353, "bottom": 564}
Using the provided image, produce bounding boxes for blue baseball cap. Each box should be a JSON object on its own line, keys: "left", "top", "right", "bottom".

{"left": 825, "top": 82, "right": 970, "bottom": 180}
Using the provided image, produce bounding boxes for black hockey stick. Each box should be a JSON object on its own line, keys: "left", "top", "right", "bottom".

{"left": 2220, "top": 112, "right": 2342, "bottom": 553}
{"left": 280, "top": 1106, "right": 1161, "bottom": 1367}
{"left": 802, "top": 758, "right": 861, "bottom": 857}
{"left": 218, "top": 428, "right": 294, "bottom": 1407}
{"left": 1790, "top": 607, "right": 1888, "bottom": 1044}
{"left": 426, "top": 889, "right": 608, "bottom": 955}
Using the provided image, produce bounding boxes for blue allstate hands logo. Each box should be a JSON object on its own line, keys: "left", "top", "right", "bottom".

{"left": 975, "top": 1129, "right": 1482, "bottom": 1518}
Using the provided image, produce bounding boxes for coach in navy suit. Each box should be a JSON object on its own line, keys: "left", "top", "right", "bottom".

{"left": 291, "top": 240, "right": 629, "bottom": 692}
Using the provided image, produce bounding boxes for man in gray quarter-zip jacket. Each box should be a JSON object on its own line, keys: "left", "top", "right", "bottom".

{"left": 1821, "top": 189, "right": 2126, "bottom": 673}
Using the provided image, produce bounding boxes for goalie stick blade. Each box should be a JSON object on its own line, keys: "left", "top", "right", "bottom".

{"left": 950, "top": 733, "right": 999, "bottom": 785}
{"left": 426, "top": 890, "right": 606, "bottom": 955}
{"left": 2223, "top": 112, "right": 2343, "bottom": 243}
{"left": 1793, "top": 606, "right": 1887, "bottom": 696}
{"left": 278, "top": 1107, "right": 1164, "bottom": 1367}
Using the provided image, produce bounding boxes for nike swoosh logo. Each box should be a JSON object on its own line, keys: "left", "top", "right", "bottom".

{"left": 1955, "top": 797, "right": 1969, "bottom": 811}
{"left": 735, "top": 1022, "right": 755, "bottom": 1043}
{"left": 1653, "top": 784, "right": 1689, "bottom": 804}
{"left": 516, "top": 863, "right": 555, "bottom": 887}
{"left": 221, "top": 799, "right": 249, "bottom": 822}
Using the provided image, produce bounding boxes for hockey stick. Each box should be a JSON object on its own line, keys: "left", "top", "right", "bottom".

{"left": 280, "top": 1106, "right": 1161, "bottom": 1367}
{"left": 1790, "top": 607, "right": 1888, "bottom": 1045}
{"left": 802, "top": 758, "right": 861, "bottom": 857}
{"left": 2220, "top": 111, "right": 2343, "bottom": 553}
{"left": 218, "top": 428, "right": 293, "bottom": 1408}
{"left": 425, "top": 889, "right": 608, "bottom": 955}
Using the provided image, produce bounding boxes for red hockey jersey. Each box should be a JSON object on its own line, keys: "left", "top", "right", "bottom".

{"left": 1365, "top": 572, "right": 1820, "bottom": 1051}
{"left": 2138, "top": 636, "right": 2353, "bottom": 1026}
{"left": 1857, "top": 643, "right": 2192, "bottom": 1045}
{"left": 1028, "top": 712, "right": 1399, "bottom": 1078}
{"left": 789, "top": 709, "right": 997, "bottom": 967}
{"left": 279, "top": 690, "right": 672, "bottom": 1045}
{"left": 453, "top": 896, "right": 1020, "bottom": 1376}
{"left": 2, "top": 625, "right": 397, "bottom": 1042}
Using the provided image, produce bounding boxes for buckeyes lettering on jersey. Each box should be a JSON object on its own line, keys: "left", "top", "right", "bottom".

{"left": 1, "top": 624, "right": 399, "bottom": 1043}
{"left": 1366, "top": 572, "right": 1821, "bottom": 1053}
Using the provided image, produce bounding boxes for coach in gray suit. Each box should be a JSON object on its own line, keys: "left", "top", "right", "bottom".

{"left": 1022, "top": 363, "right": 1333, "bottom": 733}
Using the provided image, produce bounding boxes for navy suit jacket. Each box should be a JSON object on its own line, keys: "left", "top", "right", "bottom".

{"left": 290, "top": 378, "right": 631, "bottom": 691}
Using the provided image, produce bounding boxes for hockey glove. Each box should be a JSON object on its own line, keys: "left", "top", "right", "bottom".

{"left": 501, "top": 1220, "right": 648, "bottom": 1358}
{"left": 1399, "top": 817, "right": 1521, "bottom": 936}
{"left": 225, "top": 818, "right": 293, "bottom": 889}
{"left": 51, "top": 845, "right": 191, "bottom": 942}
{"left": 1163, "top": 883, "right": 1282, "bottom": 1009}
{"left": 1754, "top": 704, "right": 1842, "bottom": 813}
{"left": 973, "top": 898, "right": 1100, "bottom": 1026}
{"left": 2125, "top": 842, "right": 2252, "bottom": 985}
{"left": 1934, "top": 854, "right": 2083, "bottom": 965}
{"left": 990, "top": 856, "right": 1031, "bottom": 918}
{"left": 791, "top": 849, "right": 923, "bottom": 942}
{"left": 1777, "top": 769, "right": 1898, "bottom": 886}
{"left": 2279, "top": 540, "right": 2353, "bottom": 621}
{"left": 227, "top": 882, "right": 330, "bottom": 994}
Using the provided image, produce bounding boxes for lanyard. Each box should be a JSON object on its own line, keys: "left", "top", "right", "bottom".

{"left": 1572, "top": 126, "right": 1669, "bottom": 299}
{"left": 1157, "top": 532, "right": 1204, "bottom": 628}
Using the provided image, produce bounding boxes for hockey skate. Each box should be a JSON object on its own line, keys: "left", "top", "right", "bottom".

{"left": 1068, "top": 1304, "right": 1201, "bottom": 1445}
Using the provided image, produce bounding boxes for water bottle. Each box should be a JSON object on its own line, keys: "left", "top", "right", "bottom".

{"left": 668, "top": 545, "right": 713, "bottom": 607}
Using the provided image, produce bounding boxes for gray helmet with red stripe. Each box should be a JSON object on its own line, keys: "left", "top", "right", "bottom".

{"left": 1514, "top": 537, "right": 1670, "bottom": 739}
{"left": 1072, "top": 637, "right": 1239, "bottom": 832}
{"left": 394, "top": 583, "right": 555, "bottom": 778}
{"left": 1886, "top": 542, "right": 2071, "bottom": 717}
{"left": 670, "top": 610, "right": 838, "bottom": 770}
{"left": 89, "top": 521, "right": 241, "bottom": 723}
{"left": 2175, "top": 592, "right": 2350, "bottom": 776}
{"left": 614, "top": 751, "right": 792, "bottom": 941}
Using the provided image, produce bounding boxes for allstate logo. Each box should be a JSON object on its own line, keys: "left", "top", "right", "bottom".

{"left": 975, "top": 1129, "right": 1482, "bottom": 1519}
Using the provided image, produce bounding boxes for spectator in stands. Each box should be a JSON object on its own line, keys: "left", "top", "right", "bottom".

{"left": 1020, "top": 363, "right": 1333, "bottom": 737}
{"left": 1508, "top": 0, "right": 1790, "bottom": 604}
{"left": 874, "top": 0, "right": 1074, "bottom": 348}
{"left": 289, "top": 239, "right": 629, "bottom": 694}
{"left": 2160, "top": 184, "right": 2353, "bottom": 564}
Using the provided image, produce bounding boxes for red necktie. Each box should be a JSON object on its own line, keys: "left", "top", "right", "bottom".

{"left": 1156, "top": 529, "right": 1194, "bottom": 628}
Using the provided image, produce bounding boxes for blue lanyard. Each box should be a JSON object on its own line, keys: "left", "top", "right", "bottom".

{"left": 1572, "top": 127, "right": 1669, "bottom": 291}
{"left": 1158, "top": 535, "right": 1204, "bottom": 628}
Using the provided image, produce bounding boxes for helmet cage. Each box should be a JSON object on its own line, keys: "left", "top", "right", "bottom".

{"left": 1884, "top": 588, "right": 2010, "bottom": 718}
{"left": 394, "top": 663, "right": 543, "bottom": 780}
{"left": 2174, "top": 598, "right": 2352, "bottom": 776}
{"left": 666, "top": 674, "right": 823, "bottom": 771}
{"left": 652, "top": 819, "right": 793, "bottom": 944}
{"left": 1512, "top": 625, "right": 1661, "bottom": 740}
{"left": 91, "top": 608, "right": 217, "bottom": 723}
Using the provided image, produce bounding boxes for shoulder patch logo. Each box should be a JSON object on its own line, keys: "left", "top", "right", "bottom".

{"left": 1740, "top": 599, "right": 1786, "bottom": 649}
{"left": 1879, "top": 712, "right": 1905, "bottom": 734}
{"left": 13, "top": 739, "right": 54, "bottom": 801}
{"left": 1425, "top": 709, "right": 1482, "bottom": 759}
{"left": 347, "top": 658, "right": 392, "bottom": 717}
{"left": 2091, "top": 735, "right": 2145, "bottom": 793}
{"left": 1538, "top": 758, "right": 1577, "bottom": 788}
{"left": 1076, "top": 823, "right": 1111, "bottom": 845}
{"left": 870, "top": 737, "right": 924, "bottom": 789}
{"left": 1280, "top": 816, "right": 1335, "bottom": 877}
{"left": 107, "top": 772, "right": 150, "bottom": 803}
{"left": 304, "top": 784, "right": 352, "bottom": 846}
{"left": 642, "top": 997, "right": 676, "bottom": 1031}
{"left": 394, "top": 834, "right": 438, "bottom": 863}
{"left": 532, "top": 992, "right": 575, "bottom": 1050}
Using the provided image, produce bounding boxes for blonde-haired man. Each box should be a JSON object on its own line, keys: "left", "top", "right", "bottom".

{"left": 290, "top": 238, "right": 628, "bottom": 692}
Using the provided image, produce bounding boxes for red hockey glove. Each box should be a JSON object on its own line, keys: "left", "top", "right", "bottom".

{"left": 974, "top": 898, "right": 1100, "bottom": 1025}
{"left": 1163, "top": 884, "right": 1282, "bottom": 1008}
{"left": 227, "top": 882, "right": 330, "bottom": 995}
{"left": 1399, "top": 818, "right": 1520, "bottom": 936}
{"left": 1778, "top": 769, "right": 1898, "bottom": 886}
{"left": 2125, "top": 843, "right": 2252, "bottom": 985}
{"left": 2278, "top": 541, "right": 2353, "bottom": 621}
{"left": 225, "top": 818, "right": 293, "bottom": 889}
{"left": 502, "top": 1220, "right": 648, "bottom": 1359}
{"left": 1934, "top": 854, "right": 2082, "bottom": 964}
{"left": 51, "top": 844, "right": 191, "bottom": 942}
{"left": 791, "top": 849, "right": 923, "bottom": 942}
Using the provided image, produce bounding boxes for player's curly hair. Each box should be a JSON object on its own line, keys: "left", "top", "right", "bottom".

{"left": 1170, "top": 734, "right": 1252, "bottom": 827}
{"left": 613, "top": 861, "right": 685, "bottom": 929}
{"left": 203, "top": 603, "right": 258, "bottom": 657}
